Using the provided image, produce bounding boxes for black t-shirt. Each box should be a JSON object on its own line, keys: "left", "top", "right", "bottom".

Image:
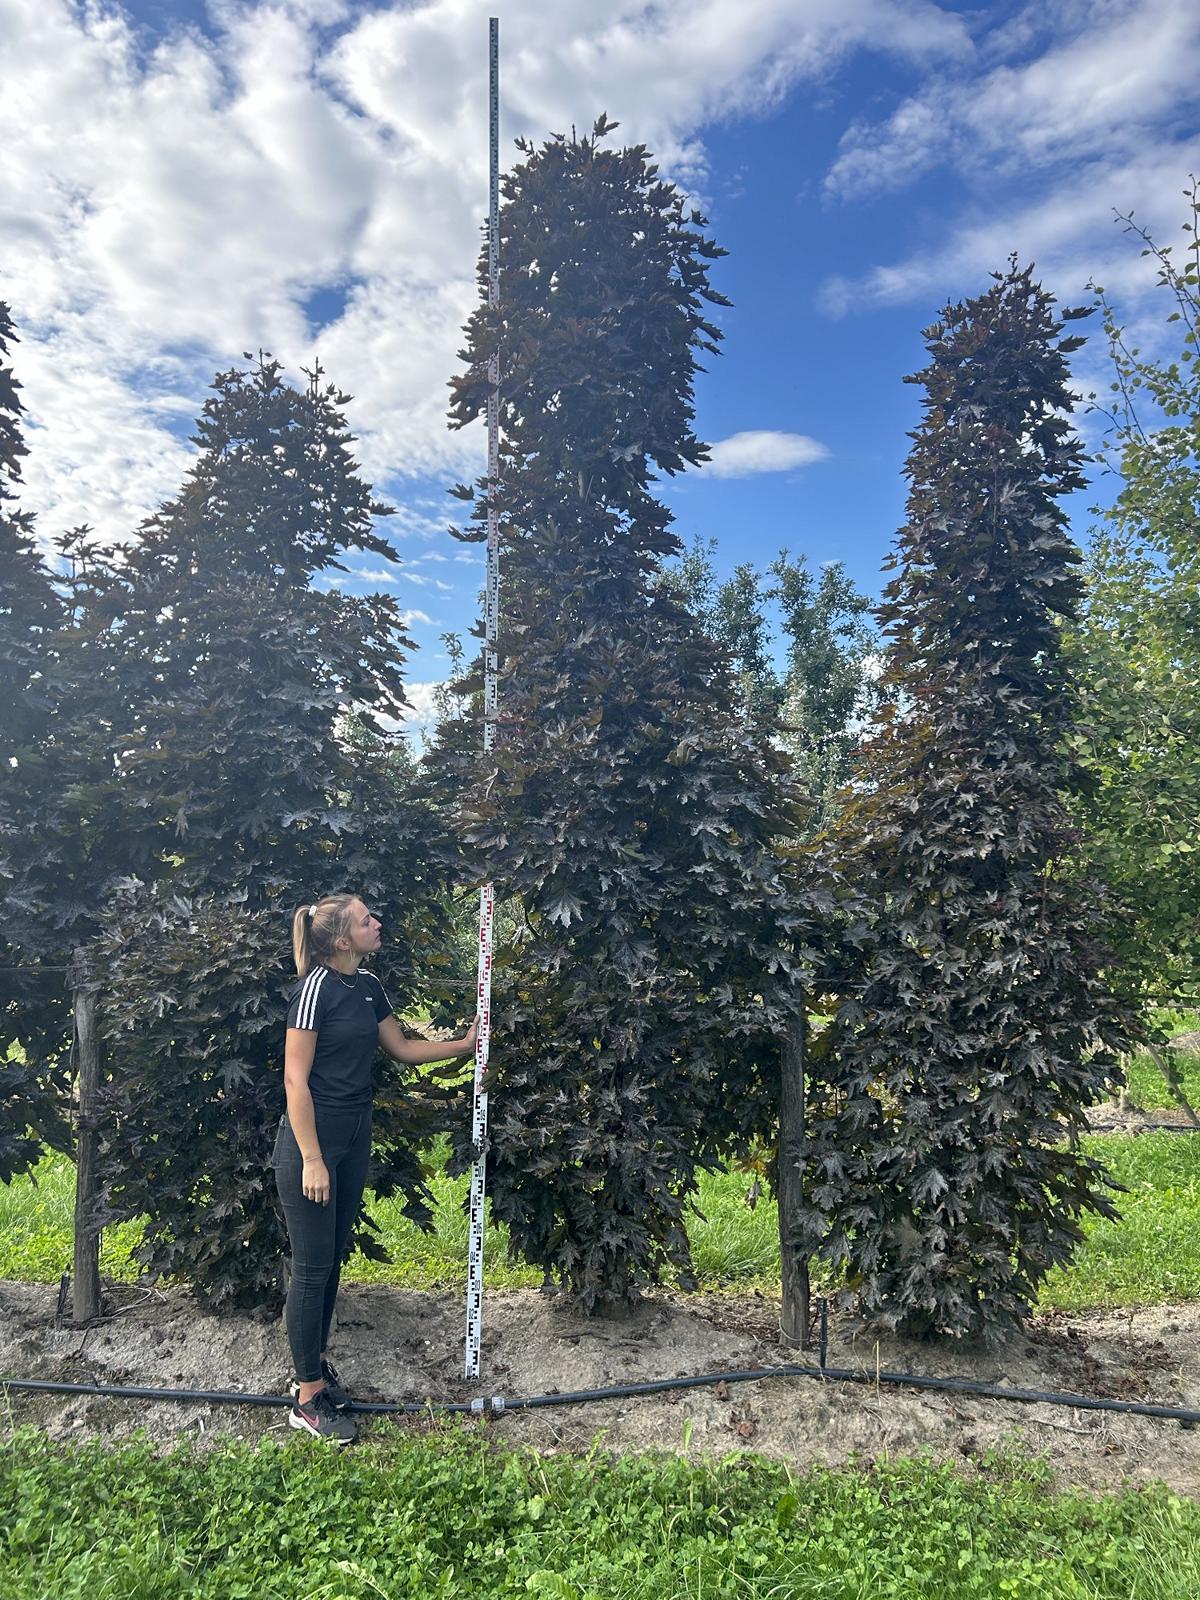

{"left": 286, "top": 966, "right": 392, "bottom": 1110}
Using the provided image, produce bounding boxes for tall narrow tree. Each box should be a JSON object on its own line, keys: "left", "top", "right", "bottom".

{"left": 442, "top": 119, "right": 825, "bottom": 1310}
{"left": 799, "top": 264, "right": 1135, "bottom": 1343}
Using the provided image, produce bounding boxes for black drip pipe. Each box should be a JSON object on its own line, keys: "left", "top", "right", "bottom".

{"left": 1091, "top": 1122, "right": 1198, "bottom": 1134}
{"left": 4, "top": 1362, "right": 1198, "bottom": 1426}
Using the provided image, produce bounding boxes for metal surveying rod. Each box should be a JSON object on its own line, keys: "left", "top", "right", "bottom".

{"left": 465, "top": 14, "right": 501, "bottom": 1382}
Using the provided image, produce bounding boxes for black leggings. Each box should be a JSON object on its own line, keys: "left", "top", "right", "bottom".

{"left": 272, "top": 1104, "right": 372, "bottom": 1383}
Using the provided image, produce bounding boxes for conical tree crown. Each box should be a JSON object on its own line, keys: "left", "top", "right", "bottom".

{"left": 882, "top": 260, "right": 1088, "bottom": 704}
{"left": 450, "top": 112, "right": 726, "bottom": 582}
{"left": 801, "top": 264, "right": 1134, "bottom": 1343}
{"left": 82, "top": 359, "right": 415, "bottom": 900}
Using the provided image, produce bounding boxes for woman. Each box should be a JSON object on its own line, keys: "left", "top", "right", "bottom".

{"left": 272, "top": 892, "right": 477, "bottom": 1443}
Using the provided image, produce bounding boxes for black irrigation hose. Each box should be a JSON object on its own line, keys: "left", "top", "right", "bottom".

{"left": 1092, "top": 1122, "right": 1198, "bottom": 1134}
{"left": 4, "top": 1362, "right": 1199, "bottom": 1426}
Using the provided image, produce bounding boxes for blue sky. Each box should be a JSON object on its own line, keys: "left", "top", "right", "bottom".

{"left": 3, "top": 0, "right": 1199, "bottom": 728}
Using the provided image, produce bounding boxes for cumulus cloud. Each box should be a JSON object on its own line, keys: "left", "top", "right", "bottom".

{"left": 0, "top": 0, "right": 967, "bottom": 552}
{"left": 399, "top": 571, "right": 454, "bottom": 591}
{"left": 699, "top": 430, "right": 829, "bottom": 477}
{"left": 396, "top": 680, "right": 448, "bottom": 737}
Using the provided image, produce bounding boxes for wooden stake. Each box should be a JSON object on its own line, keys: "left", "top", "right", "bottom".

{"left": 72, "top": 974, "right": 102, "bottom": 1326}
{"left": 778, "top": 1009, "right": 809, "bottom": 1348}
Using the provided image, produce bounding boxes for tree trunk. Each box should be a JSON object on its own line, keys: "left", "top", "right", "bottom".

{"left": 778, "top": 1009, "right": 809, "bottom": 1348}
{"left": 72, "top": 976, "right": 102, "bottom": 1326}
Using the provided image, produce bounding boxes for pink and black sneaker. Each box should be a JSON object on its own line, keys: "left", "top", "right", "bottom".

{"left": 288, "top": 1386, "right": 356, "bottom": 1445}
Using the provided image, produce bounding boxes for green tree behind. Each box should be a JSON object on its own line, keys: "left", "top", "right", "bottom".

{"left": 1067, "top": 185, "right": 1200, "bottom": 1003}
{"left": 657, "top": 539, "right": 878, "bottom": 830}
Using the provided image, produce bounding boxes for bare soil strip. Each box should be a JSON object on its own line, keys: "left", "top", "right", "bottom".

{"left": 3, "top": 1279, "right": 1198, "bottom": 1497}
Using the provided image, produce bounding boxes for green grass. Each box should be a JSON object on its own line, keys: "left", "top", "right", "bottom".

{"left": 1, "top": 1425, "right": 1198, "bottom": 1599}
{"left": 1122, "top": 1053, "right": 1200, "bottom": 1113}
{"left": 356, "top": 1146, "right": 786, "bottom": 1293}
{"left": 1040, "top": 1135, "right": 1200, "bottom": 1311}
{"left": 0, "top": 1156, "right": 145, "bottom": 1284}
{"left": 1122, "top": 1011, "right": 1200, "bottom": 1111}
{"left": 2, "top": 1133, "right": 1197, "bottom": 1313}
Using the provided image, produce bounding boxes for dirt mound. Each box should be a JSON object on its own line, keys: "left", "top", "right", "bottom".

{"left": 2, "top": 1279, "right": 1198, "bottom": 1497}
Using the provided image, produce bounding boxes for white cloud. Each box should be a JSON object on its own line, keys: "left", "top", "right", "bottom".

{"left": 817, "top": 0, "right": 1200, "bottom": 338}
{"left": 397, "top": 679, "right": 447, "bottom": 735}
{"left": 383, "top": 504, "right": 454, "bottom": 541}
{"left": 399, "top": 570, "right": 454, "bottom": 591}
{"left": 824, "top": 0, "right": 1200, "bottom": 202}
{"left": 348, "top": 566, "right": 406, "bottom": 586}
{"left": 819, "top": 140, "right": 1199, "bottom": 319}
{"left": 699, "top": 430, "right": 829, "bottom": 477}
{"left": 398, "top": 608, "right": 434, "bottom": 628}
{"left": 0, "top": 0, "right": 967, "bottom": 552}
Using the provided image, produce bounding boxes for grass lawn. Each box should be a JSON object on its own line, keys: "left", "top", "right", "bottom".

{"left": 1039, "top": 1135, "right": 1200, "bottom": 1311}
{"left": 1122, "top": 1051, "right": 1200, "bottom": 1113}
{"left": 1, "top": 1425, "right": 1199, "bottom": 1600}
{"left": 1122, "top": 1011, "right": 1200, "bottom": 1111}
{"left": 1, "top": 1132, "right": 1197, "bottom": 1313}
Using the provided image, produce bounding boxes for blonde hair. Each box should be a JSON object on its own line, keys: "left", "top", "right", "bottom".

{"left": 292, "top": 893, "right": 360, "bottom": 979}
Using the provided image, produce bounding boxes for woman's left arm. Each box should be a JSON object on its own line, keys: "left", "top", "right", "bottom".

{"left": 378, "top": 1014, "right": 478, "bottom": 1065}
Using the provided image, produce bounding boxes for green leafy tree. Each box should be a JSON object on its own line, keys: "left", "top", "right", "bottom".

{"left": 801, "top": 264, "right": 1135, "bottom": 1343}
{"left": 1066, "top": 186, "right": 1200, "bottom": 1002}
{"left": 1065, "top": 531, "right": 1200, "bottom": 1003}
{"left": 657, "top": 539, "right": 878, "bottom": 828}
{"left": 441, "top": 117, "right": 824, "bottom": 1310}
{"left": 771, "top": 554, "right": 878, "bottom": 832}
{"left": 85, "top": 359, "right": 457, "bottom": 1309}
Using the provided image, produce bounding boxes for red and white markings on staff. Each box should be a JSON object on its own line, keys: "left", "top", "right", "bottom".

{"left": 464, "top": 16, "right": 501, "bottom": 1383}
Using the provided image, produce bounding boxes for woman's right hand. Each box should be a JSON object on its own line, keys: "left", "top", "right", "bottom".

{"left": 302, "top": 1156, "right": 331, "bottom": 1205}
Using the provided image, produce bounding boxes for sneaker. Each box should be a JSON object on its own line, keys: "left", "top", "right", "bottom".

{"left": 288, "top": 1386, "right": 357, "bottom": 1445}
{"left": 289, "top": 1358, "right": 352, "bottom": 1411}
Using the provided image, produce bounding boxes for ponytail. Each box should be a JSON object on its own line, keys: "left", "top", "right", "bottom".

{"left": 292, "top": 893, "right": 359, "bottom": 978}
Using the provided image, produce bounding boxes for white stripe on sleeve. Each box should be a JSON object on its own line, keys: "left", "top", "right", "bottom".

{"left": 297, "top": 967, "right": 328, "bottom": 1031}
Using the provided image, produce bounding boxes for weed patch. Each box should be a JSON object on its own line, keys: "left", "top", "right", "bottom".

{"left": 1, "top": 1427, "right": 1199, "bottom": 1599}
